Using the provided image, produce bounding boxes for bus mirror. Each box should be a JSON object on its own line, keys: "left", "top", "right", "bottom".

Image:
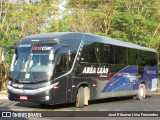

{"left": 1, "top": 54, "right": 4, "bottom": 63}
{"left": 1, "top": 46, "right": 15, "bottom": 63}
{"left": 49, "top": 49, "right": 54, "bottom": 61}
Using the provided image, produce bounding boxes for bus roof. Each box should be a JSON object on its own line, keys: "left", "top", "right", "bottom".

{"left": 20, "top": 32, "right": 157, "bottom": 53}
{"left": 21, "top": 32, "right": 84, "bottom": 44}
{"left": 85, "top": 33, "right": 157, "bottom": 53}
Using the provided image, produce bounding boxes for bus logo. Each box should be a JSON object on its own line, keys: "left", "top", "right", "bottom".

{"left": 33, "top": 46, "right": 52, "bottom": 51}
{"left": 18, "top": 84, "right": 24, "bottom": 89}
{"left": 82, "top": 66, "right": 109, "bottom": 77}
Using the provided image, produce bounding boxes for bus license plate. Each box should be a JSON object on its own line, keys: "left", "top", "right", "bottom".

{"left": 20, "top": 96, "right": 28, "bottom": 100}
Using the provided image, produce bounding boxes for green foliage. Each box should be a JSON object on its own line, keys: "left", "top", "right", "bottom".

{"left": 1, "top": 0, "right": 159, "bottom": 50}
{"left": 0, "top": 1, "right": 56, "bottom": 90}
{"left": 0, "top": 1, "right": 54, "bottom": 48}
{"left": 65, "top": 0, "right": 160, "bottom": 52}
{"left": 111, "top": 12, "right": 158, "bottom": 46}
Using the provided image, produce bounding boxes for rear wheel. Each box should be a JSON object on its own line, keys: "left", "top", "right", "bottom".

{"left": 75, "top": 87, "right": 84, "bottom": 108}
{"left": 135, "top": 84, "right": 146, "bottom": 100}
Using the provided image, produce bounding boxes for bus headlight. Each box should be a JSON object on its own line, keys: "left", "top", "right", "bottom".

{"left": 7, "top": 82, "right": 59, "bottom": 95}
{"left": 36, "top": 82, "right": 59, "bottom": 92}
{"left": 8, "top": 80, "right": 12, "bottom": 85}
{"left": 45, "top": 96, "right": 50, "bottom": 100}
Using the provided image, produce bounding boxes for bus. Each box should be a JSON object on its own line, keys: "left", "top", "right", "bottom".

{"left": 1, "top": 32, "right": 158, "bottom": 108}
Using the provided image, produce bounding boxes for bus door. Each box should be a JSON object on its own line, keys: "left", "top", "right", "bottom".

{"left": 53, "top": 48, "right": 73, "bottom": 104}
{"left": 53, "top": 50, "right": 67, "bottom": 103}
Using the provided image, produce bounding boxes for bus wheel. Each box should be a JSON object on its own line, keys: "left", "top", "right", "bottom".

{"left": 76, "top": 87, "right": 84, "bottom": 108}
{"left": 135, "top": 84, "right": 146, "bottom": 100}
{"left": 84, "top": 86, "right": 89, "bottom": 106}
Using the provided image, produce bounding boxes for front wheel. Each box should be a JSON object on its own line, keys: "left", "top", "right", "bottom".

{"left": 75, "top": 87, "right": 84, "bottom": 108}
{"left": 135, "top": 84, "right": 146, "bottom": 100}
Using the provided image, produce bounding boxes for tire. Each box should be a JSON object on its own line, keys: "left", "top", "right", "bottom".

{"left": 75, "top": 86, "right": 84, "bottom": 108}
{"left": 84, "top": 86, "right": 89, "bottom": 106}
{"left": 135, "top": 84, "right": 146, "bottom": 100}
{"left": 8, "top": 96, "right": 14, "bottom": 101}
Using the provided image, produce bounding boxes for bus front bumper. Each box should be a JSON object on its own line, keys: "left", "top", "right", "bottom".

{"left": 7, "top": 82, "right": 59, "bottom": 105}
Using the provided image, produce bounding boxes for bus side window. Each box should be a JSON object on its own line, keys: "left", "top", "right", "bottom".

{"left": 139, "top": 51, "right": 149, "bottom": 66}
{"left": 55, "top": 53, "right": 67, "bottom": 72}
{"left": 79, "top": 42, "right": 97, "bottom": 65}
{"left": 128, "top": 48, "right": 139, "bottom": 66}
{"left": 99, "top": 43, "right": 115, "bottom": 64}
{"left": 115, "top": 46, "right": 128, "bottom": 65}
{"left": 128, "top": 48, "right": 132, "bottom": 65}
{"left": 68, "top": 51, "right": 76, "bottom": 69}
{"left": 149, "top": 52, "right": 158, "bottom": 66}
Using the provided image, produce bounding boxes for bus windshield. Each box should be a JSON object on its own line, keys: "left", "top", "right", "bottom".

{"left": 10, "top": 43, "right": 56, "bottom": 73}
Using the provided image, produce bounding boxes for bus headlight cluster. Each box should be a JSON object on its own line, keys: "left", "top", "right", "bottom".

{"left": 45, "top": 96, "right": 50, "bottom": 100}
{"left": 7, "top": 82, "right": 59, "bottom": 95}
{"left": 8, "top": 80, "right": 12, "bottom": 85}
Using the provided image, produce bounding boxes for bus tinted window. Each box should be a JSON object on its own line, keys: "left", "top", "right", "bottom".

{"left": 149, "top": 52, "right": 158, "bottom": 66}
{"left": 128, "top": 48, "right": 132, "bottom": 65}
{"left": 57, "top": 50, "right": 76, "bottom": 72}
{"left": 139, "top": 50, "right": 156, "bottom": 66}
{"left": 115, "top": 46, "right": 128, "bottom": 65}
{"left": 99, "top": 43, "right": 115, "bottom": 64}
{"left": 80, "top": 42, "right": 98, "bottom": 64}
{"left": 137, "top": 51, "right": 157, "bottom": 67}
{"left": 55, "top": 39, "right": 80, "bottom": 74}
{"left": 139, "top": 51, "right": 148, "bottom": 66}
{"left": 128, "top": 48, "right": 139, "bottom": 65}
{"left": 55, "top": 48, "right": 68, "bottom": 72}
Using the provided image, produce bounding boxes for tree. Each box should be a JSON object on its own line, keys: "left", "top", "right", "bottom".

{"left": 66, "top": 0, "right": 160, "bottom": 50}
{"left": 111, "top": 0, "right": 160, "bottom": 47}
{"left": 65, "top": 0, "right": 117, "bottom": 34}
{"left": 0, "top": 0, "right": 54, "bottom": 90}
{"left": 47, "top": 0, "right": 68, "bottom": 32}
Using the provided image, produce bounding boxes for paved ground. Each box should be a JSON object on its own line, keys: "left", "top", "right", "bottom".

{"left": 0, "top": 94, "right": 160, "bottom": 120}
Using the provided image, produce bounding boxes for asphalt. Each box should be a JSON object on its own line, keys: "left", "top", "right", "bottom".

{"left": 0, "top": 92, "right": 160, "bottom": 101}
{"left": 0, "top": 91, "right": 160, "bottom": 100}
{"left": 0, "top": 86, "right": 159, "bottom": 100}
